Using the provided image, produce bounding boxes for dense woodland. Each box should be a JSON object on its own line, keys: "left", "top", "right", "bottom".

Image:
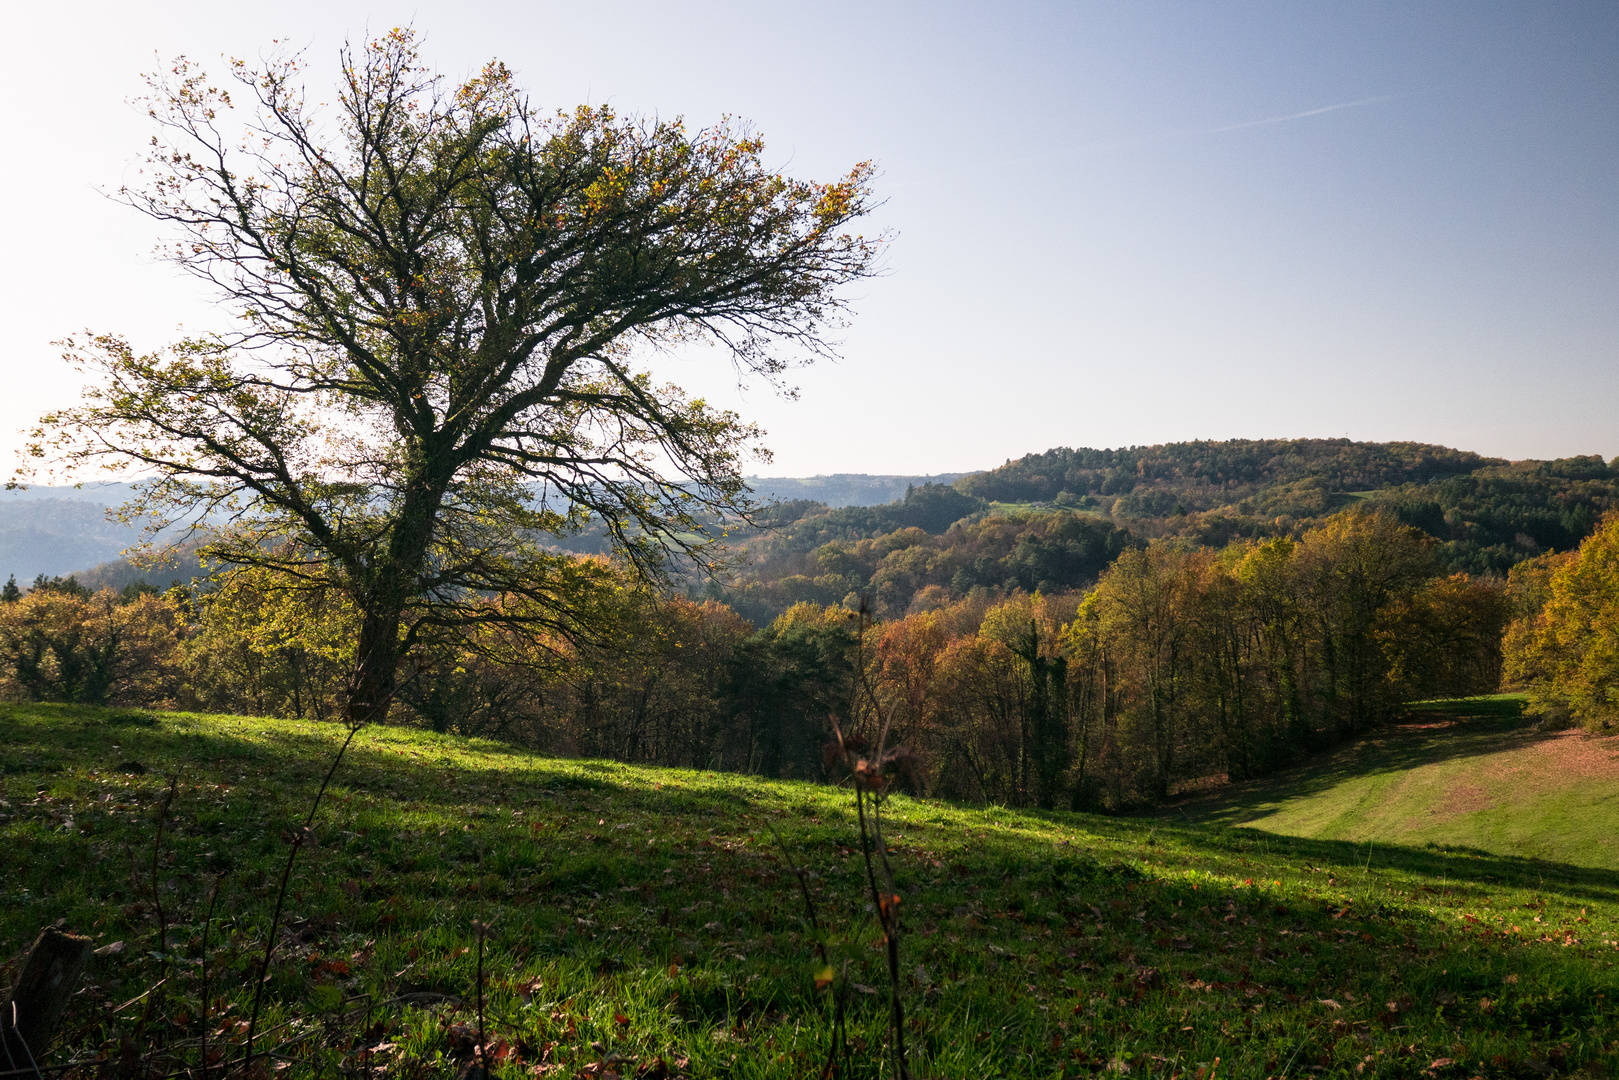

{"left": 702, "top": 439, "right": 1617, "bottom": 626}
{"left": 4, "top": 438, "right": 1612, "bottom": 810}
{"left": 958, "top": 439, "right": 1614, "bottom": 570}
{"left": 1503, "top": 510, "right": 1619, "bottom": 730}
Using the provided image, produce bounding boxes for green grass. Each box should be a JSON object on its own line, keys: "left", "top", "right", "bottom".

{"left": 986, "top": 501, "right": 1108, "bottom": 518}
{"left": 1163, "top": 695, "right": 1619, "bottom": 872}
{"left": 4, "top": 702, "right": 1619, "bottom": 1078}
{"left": 987, "top": 501, "right": 1059, "bottom": 515}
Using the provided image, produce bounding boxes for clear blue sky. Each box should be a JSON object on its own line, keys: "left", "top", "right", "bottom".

{"left": 2, "top": 2, "right": 1614, "bottom": 476}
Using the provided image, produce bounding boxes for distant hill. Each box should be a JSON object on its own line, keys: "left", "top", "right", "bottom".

{"left": 29, "top": 441, "right": 1619, "bottom": 600}
{"left": 70, "top": 539, "right": 213, "bottom": 594}
{"left": 0, "top": 496, "right": 138, "bottom": 583}
{"left": 0, "top": 482, "right": 142, "bottom": 507}
{"left": 706, "top": 439, "right": 1619, "bottom": 625}
{"left": 745, "top": 473, "right": 968, "bottom": 508}
{"left": 956, "top": 438, "right": 1495, "bottom": 508}
{"left": 41, "top": 474, "right": 981, "bottom": 591}
{"left": 0, "top": 483, "right": 191, "bottom": 586}
{"left": 957, "top": 439, "right": 1618, "bottom": 576}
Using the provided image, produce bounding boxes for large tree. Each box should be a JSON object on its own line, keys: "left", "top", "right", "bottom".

{"left": 25, "top": 30, "right": 880, "bottom": 725}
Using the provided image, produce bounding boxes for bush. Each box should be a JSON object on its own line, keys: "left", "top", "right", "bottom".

{"left": 0, "top": 589, "right": 188, "bottom": 706}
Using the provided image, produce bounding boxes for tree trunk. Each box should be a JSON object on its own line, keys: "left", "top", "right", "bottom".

{"left": 4, "top": 927, "right": 93, "bottom": 1066}
{"left": 342, "top": 472, "right": 446, "bottom": 728}
{"left": 348, "top": 605, "right": 404, "bottom": 727}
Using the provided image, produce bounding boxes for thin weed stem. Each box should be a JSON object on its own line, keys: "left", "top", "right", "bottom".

{"left": 150, "top": 776, "right": 179, "bottom": 959}
{"left": 242, "top": 723, "right": 361, "bottom": 1077}
{"left": 764, "top": 822, "right": 849, "bottom": 1079}
{"left": 474, "top": 920, "right": 488, "bottom": 1074}
{"left": 198, "top": 873, "right": 226, "bottom": 1080}
{"left": 134, "top": 775, "right": 181, "bottom": 1066}
{"left": 829, "top": 598, "right": 912, "bottom": 1080}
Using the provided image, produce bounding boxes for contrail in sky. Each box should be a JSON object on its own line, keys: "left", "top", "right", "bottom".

{"left": 888, "top": 93, "right": 1400, "bottom": 190}
{"left": 1194, "top": 94, "right": 1398, "bottom": 136}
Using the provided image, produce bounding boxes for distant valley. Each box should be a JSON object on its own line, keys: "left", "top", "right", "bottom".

{"left": 4, "top": 438, "right": 1614, "bottom": 602}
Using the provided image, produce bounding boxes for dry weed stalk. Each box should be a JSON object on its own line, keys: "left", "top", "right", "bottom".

{"left": 764, "top": 822, "right": 852, "bottom": 1079}
{"left": 241, "top": 721, "right": 361, "bottom": 1077}
{"left": 825, "top": 596, "right": 918, "bottom": 1080}
{"left": 242, "top": 652, "right": 424, "bottom": 1076}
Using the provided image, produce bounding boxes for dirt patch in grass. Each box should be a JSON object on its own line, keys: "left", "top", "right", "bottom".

{"left": 1476, "top": 729, "right": 1619, "bottom": 788}
{"left": 1395, "top": 716, "right": 1462, "bottom": 731}
{"left": 1434, "top": 782, "right": 1495, "bottom": 819}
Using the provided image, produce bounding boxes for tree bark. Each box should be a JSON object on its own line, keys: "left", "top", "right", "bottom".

{"left": 3, "top": 927, "right": 93, "bottom": 1066}
{"left": 342, "top": 473, "right": 445, "bottom": 728}
{"left": 348, "top": 606, "right": 404, "bottom": 727}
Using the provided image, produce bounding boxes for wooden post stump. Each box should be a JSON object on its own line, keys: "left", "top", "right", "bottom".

{"left": 3, "top": 927, "right": 94, "bottom": 1070}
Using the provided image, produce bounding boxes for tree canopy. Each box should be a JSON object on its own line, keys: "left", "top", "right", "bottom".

{"left": 25, "top": 29, "right": 881, "bottom": 724}
{"left": 1503, "top": 510, "right": 1619, "bottom": 728}
{"left": 951, "top": 439, "right": 1617, "bottom": 576}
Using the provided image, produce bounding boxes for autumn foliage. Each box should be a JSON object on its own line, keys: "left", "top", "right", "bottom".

{"left": 0, "top": 508, "right": 1511, "bottom": 810}
{"left": 1502, "top": 510, "right": 1619, "bottom": 729}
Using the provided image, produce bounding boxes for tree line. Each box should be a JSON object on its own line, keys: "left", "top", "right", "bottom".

{"left": 0, "top": 507, "right": 1522, "bottom": 810}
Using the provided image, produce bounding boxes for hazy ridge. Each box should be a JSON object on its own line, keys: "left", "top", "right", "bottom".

{"left": 7, "top": 438, "right": 1615, "bottom": 589}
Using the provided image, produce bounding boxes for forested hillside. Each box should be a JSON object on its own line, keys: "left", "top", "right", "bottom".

{"left": 712, "top": 484, "right": 1133, "bottom": 624}
{"left": 1370, "top": 458, "right": 1616, "bottom": 574}
{"left": 957, "top": 438, "right": 1494, "bottom": 506}
{"left": 708, "top": 439, "right": 1617, "bottom": 625}
{"left": 950, "top": 439, "right": 1616, "bottom": 575}
{"left": 32, "top": 440, "right": 1617, "bottom": 607}
{"left": 6, "top": 438, "right": 1613, "bottom": 812}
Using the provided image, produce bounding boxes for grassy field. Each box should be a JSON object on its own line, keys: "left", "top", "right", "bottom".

{"left": 1163, "top": 695, "right": 1619, "bottom": 872}
{"left": 986, "top": 502, "right": 1091, "bottom": 517}
{"left": 4, "top": 702, "right": 1619, "bottom": 1079}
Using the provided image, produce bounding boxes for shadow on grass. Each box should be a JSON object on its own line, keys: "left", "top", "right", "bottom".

{"left": 0, "top": 703, "right": 749, "bottom": 815}
{"left": 12, "top": 700, "right": 1619, "bottom": 1078}
{"left": 975, "top": 790, "right": 1619, "bottom": 905}
{"left": 1149, "top": 822, "right": 1619, "bottom": 904}
{"left": 1150, "top": 697, "right": 1568, "bottom": 830}
{"left": 10, "top": 700, "right": 1618, "bottom": 905}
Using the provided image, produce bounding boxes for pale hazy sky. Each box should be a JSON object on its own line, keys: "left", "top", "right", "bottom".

{"left": 2, "top": 2, "right": 1614, "bottom": 477}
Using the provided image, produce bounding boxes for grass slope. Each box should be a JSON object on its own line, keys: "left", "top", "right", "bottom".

{"left": 4, "top": 703, "right": 1619, "bottom": 1079}
{"left": 1167, "top": 696, "right": 1619, "bottom": 872}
